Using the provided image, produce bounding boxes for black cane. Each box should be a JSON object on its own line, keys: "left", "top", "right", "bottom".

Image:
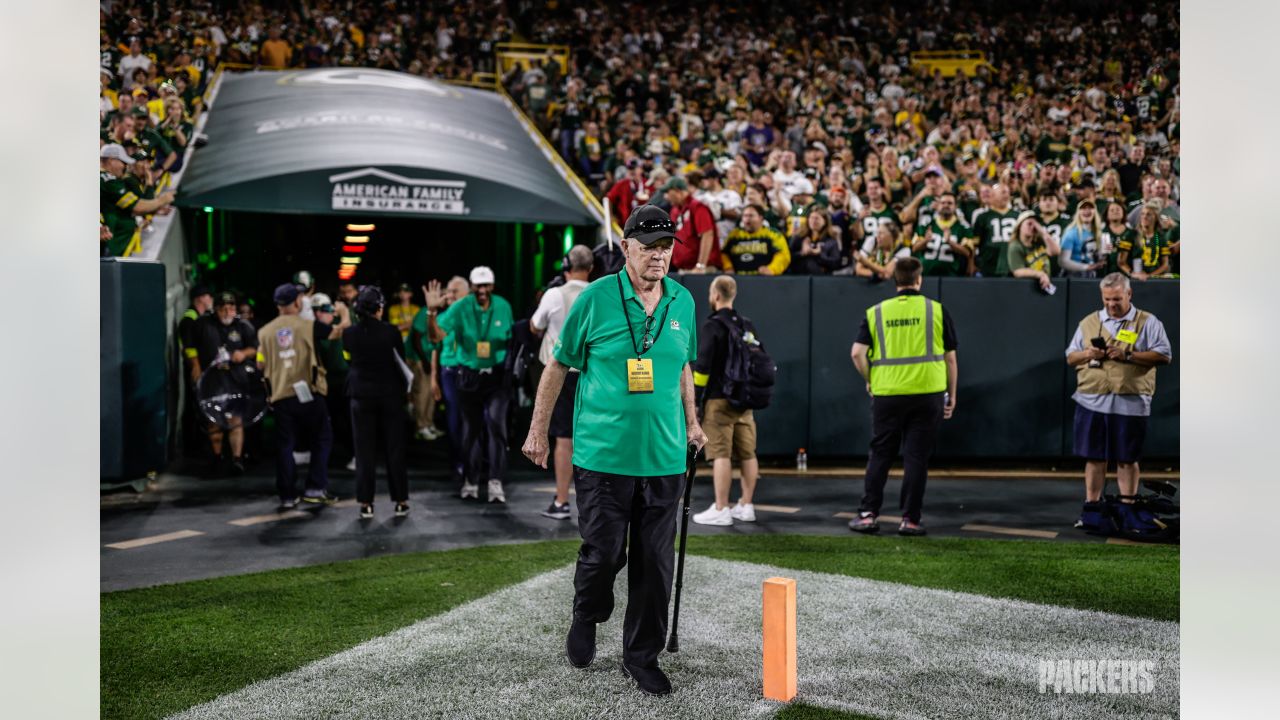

{"left": 667, "top": 443, "right": 700, "bottom": 653}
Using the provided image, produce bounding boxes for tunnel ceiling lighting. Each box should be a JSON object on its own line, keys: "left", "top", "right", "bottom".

{"left": 203, "top": 206, "right": 214, "bottom": 213}
{"left": 344, "top": 235, "right": 369, "bottom": 243}
{"left": 340, "top": 258, "right": 361, "bottom": 265}
{"left": 346, "top": 224, "right": 376, "bottom": 232}
{"left": 341, "top": 245, "right": 366, "bottom": 253}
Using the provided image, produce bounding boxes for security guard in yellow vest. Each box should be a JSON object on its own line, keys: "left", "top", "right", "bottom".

{"left": 849, "top": 257, "right": 958, "bottom": 536}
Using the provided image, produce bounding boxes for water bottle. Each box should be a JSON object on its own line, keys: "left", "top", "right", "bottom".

{"left": 796, "top": 448, "right": 808, "bottom": 472}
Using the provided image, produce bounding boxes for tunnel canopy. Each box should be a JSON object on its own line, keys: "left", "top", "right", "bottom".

{"left": 175, "top": 68, "right": 599, "bottom": 226}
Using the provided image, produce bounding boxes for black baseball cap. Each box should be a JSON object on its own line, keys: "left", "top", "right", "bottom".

{"left": 215, "top": 291, "right": 237, "bottom": 306}
{"left": 622, "top": 204, "right": 679, "bottom": 246}
{"left": 189, "top": 285, "right": 212, "bottom": 301}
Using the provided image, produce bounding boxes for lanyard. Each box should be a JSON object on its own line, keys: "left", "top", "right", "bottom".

{"left": 615, "top": 272, "right": 672, "bottom": 358}
{"left": 471, "top": 298, "right": 495, "bottom": 342}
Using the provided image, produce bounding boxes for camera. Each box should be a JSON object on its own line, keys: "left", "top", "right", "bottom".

{"left": 1089, "top": 337, "right": 1107, "bottom": 368}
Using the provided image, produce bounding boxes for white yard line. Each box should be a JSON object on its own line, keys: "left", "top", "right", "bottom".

{"left": 168, "top": 558, "right": 1178, "bottom": 720}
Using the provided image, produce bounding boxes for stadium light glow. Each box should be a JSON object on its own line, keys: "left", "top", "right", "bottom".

{"left": 346, "top": 224, "right": 376, "bottom": 232}
{"left": 563, "top": 226, "right": 574, "bottom": 254}
{"left": 340, "top": 257, "right": 362, "bottom": 265}
{"left": 344, "top": 236, "right": 369, "bottom": 243}
{"left": 341, "top": 245, "right": 366, "bottom": 253}
{"left": 203, "top": 206, "right": 214, "bottom": 213}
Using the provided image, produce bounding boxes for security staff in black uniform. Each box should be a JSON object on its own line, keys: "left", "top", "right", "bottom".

{"left": 342, "top": 286, "right": 412, "bottom": 519}
{"left": 178, "top": 285, "right": 213, "bottom": 459}
{"left": 193, "top": 292, "right": 258, "bottom": 475}
{"left": 848, "top": 257, "right": 958, "bottom": 536}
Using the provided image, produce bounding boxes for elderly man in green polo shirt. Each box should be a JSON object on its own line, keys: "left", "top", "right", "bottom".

{"left": 425, "top": 267, "right": 514, "bottom": 503}
{"left": 523, "top": 204, "right": 707, "bottom": 696}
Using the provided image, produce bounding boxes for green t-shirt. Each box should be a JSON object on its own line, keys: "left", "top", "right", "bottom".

{"left": 553, "top": 272, "right": 698, "bottom": 477}
{"left": 407, "top": 307, "right": 440, "bottom": 362}
{"left": 1038, "top": 213, "right": 1071, "bottom": 250}
{"left": 859, "top": 206, "right": 900, "bottom": 240}
{"left": 100, "top": 171, "right": 139, "bottom": 256}
{"left": 911, "top": 217, "right": 973, "bottom": 276}
{"left": 1007, "top": 238, "right": 1057, "bottom": 276}
{"left": 972, "top": 207, "right": 1020, "bottom": 277}
{"left": 435, "top": 294, "right": 513, "bottom": 370}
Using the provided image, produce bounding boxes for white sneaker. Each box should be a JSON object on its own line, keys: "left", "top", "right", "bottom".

{"left": 730, "top": 502, "right": 756, "bottom": 522}
{"left": 460, "top": 480, "right": 479, "bottom": 500}
{"left": 293, "top": 451, "right": 311, "bottom": 466}
{"left": 487, "top": 479, "right": 506, "bottom": 504}
{"left": 423, "top": 426, "right": 443, "bottom": 440}
{"left": 346, "top": 457, "right": 357, "bottom": 472}
{"left": 692, "top": 503, "right": 733, "bottom": 526}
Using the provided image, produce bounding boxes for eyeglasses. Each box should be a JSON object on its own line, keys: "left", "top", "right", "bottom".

{"left": 641, "top": 313, "right": 657, "bottom": 352}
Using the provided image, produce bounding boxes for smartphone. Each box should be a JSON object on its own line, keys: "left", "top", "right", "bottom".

{"left": 1090, "top": 337, "right": 1108, "bottom": 350}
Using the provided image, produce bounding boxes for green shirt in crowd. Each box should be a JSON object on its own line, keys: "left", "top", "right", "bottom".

{"left": 911, "top": 217, "right": 973, "bottom": 276}
{"left": 554, "top": 271, "right": 698, "bottom": 477}
{"left": 435, "top": 293, "right": 513, "bottom": 370}
{"left": 408, "top": 307, "right": 440, "bottom": 362}
{"left": 100, "top": 171, "right": 139, "bottom": 256}
{"left": 971, "top": 207, "right": 1020, "bottom": 277}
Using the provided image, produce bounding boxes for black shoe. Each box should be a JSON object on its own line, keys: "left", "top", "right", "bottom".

{"left": 229, "top": 457, "right": 246, "bottom": 476}
{"left": 359, "top": 504, "right": 374, "bottom": 519}
{"left": 621, "top": 661, "right": 672, "bottom": 696}
{"left": 565, "top": 619, "right": 596, "bottom": 669}
{"left": 848, "top": 511, "right": 880, "bottom": 533}
{"left": 898, "top": 518, "right": 927, "bottom": 536}
{"left": 541, "top": 501, "right": 571, "bottom": 520}
{"left": 278, "top": 496, "right": 300, "bottom": 511}
{"left": 394, "top": 502, "right": 410, "bottom": 517}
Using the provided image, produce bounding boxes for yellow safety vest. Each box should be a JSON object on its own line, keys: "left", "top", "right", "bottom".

{"left": 866, "top": 294, "right": 947, "bottom": 396}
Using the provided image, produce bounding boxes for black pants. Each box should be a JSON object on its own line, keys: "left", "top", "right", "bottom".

{"left": 273, "top": 395, "right": 333, "bottom": 501}
{"left": 327, "top": 374, "right": 353, "bottom": 463}
{"left": 351, "top": 394, "right": 409, "bottom": 505}
{"left": 572, "top": 467, "right": 683, "bottom": 668}
{"left": 859, "top": 392, "right": 945, "bottom": 523}
{"left": 459, "top": 370, "right": 509, "bottom": 482}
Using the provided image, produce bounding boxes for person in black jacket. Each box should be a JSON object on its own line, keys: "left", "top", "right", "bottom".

{"left": 343, "top": 286, "right": 412, "bottom": 519}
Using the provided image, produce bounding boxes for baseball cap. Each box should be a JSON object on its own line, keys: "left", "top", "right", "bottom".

{"left": 292, "top": 270, "right": 315, "bottom": 289}
{"left": 273, "top": 283, "right": 303, "bottom": 306}
{"left": 470, "top": 266, "right": 496, "bottom": 285}
{"left": 622, "top": 204, "right": 679, "bottom": 246}
{"left": 100, "top": 144, "right": 135, "bottom": 165}
{"left": 397, "top": 282, "right": 413, "bottom": 293}
{"left": 661, "top": 176, "right": 689, "bottom": 193}
{"left": 310, "top": 292, "right": 335, "bottom": 312}
{"left": 130, "top": 106, "right": 150, "bottom": 117}
{"left": 215, "top": 292, "right": 237, "bottom": 306}
{"left": 189, "top": 285, "right": 212, "bottom": 301}
{"left": 792, "top": 178, "right": 816, "bottom": 196}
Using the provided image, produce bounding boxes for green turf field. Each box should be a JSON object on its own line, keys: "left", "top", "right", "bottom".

{"left": 101, "top": 536, "right": 1178, "bottom": 720}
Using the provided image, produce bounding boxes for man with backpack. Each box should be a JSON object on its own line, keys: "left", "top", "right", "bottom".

{"left": 691, "top": 275, "right": 776, "bottom": 526}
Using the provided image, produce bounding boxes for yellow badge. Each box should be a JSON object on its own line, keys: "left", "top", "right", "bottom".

{"left": 626, "top": 358, "right": 654, "bottom": 393}
{"left": 1115, "top": 329, "right": 1138, "bottom": 345}
{"left": 476, "top": 341, "right": 491, "bottom": 359}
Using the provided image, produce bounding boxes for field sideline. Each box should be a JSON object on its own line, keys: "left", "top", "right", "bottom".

{"left": 102, "top": 536, "right": 1178, "bottom": 720}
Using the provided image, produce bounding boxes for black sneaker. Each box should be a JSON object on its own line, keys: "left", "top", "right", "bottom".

{"left": 394, "top": 502, "right": 410, "bottom": 517}
{"left": 566, "top": 619, "right": 596, "bottom": 669}
{"left": 621, "top": 661, "right": 672, "bottom": 696}
{"left": 278, "top": 496, "right": 300, "bottom": 511}
{"left": 898, "top": 518, "right": 927, "bottom": 536}
{"left": 301, "top": 492, "right": 339, "bottom": 506}
{"left": 541, "top": 501, "right": 571, "bottom": 520}
{"left": 848, "top": 511, "right": 880, "bottom": 534}
{"left": 359, "top": 504, "right": 374, "bottom": 519}
{"left": 229, "top": 457, "right": 246, "bottom": 476}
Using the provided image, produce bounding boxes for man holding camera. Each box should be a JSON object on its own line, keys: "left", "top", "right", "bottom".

{"left": 1065, "top": 273, "right": 1172, "bottom": 536}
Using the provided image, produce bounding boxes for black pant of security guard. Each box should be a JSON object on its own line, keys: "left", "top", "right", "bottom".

{"left": 859, "top": 392, "right": 945, "bottom": 523}
{"left": 459, "top": 369, "right": 510, "bottom": 483}
{"left": 350, "top": 394, "right": 409, "bottom": 505}
{"left": 572, "top": 468, "right": 682, "bottom": 669}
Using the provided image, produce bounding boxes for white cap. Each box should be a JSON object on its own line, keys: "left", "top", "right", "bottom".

{"left": 470, "top": 266, "right": 496, "bottom": 285}
{"left": 791, "top": 178, "right": 815, "bottom": 196}
{"left": 100, "top": 144, "right": 135, "bottom": 165}
{"left": 310, "top": 292, "right": 333, "bottom": 310}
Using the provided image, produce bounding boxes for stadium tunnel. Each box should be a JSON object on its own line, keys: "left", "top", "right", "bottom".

{"left": 173, "top": 68, "right": 605, "bottom": 314}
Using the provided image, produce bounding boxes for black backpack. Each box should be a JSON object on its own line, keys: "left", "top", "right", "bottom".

{"left": 713, "top": 314, "right": 777, "bottom": 410}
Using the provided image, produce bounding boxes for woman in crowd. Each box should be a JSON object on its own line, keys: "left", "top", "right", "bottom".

{"left": 1007, "top": 211, "right": 1061, "bottom": 292}
{"left": 1116, "top": 200, "right": 1174, "bottom": 280}
{"left": 855, "top": 218, "right": 909, "bottom": 281}
{"left": 1058, "top": 199, "right": 1108, "bottom": 278}
{"left": 789, "top": 207, "right": 842, "bottom": 275}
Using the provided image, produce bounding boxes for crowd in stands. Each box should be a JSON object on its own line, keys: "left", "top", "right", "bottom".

{"left": 100, "top": 0, "right": 1180, "bottom": 281}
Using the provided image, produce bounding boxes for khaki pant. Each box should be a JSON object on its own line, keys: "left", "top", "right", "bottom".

{"left": 703, "top": 398, "right": 757, "bottom": 461}
{"left": 409, "top": 359, "right": 436, "bottom": 430}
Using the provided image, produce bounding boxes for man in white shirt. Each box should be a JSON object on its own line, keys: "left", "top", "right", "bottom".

{"left": 118, "top": 39, "right": 152, "bottom": 91}
{"left": 771, "top": 151, "right": 805, "bottom": 207}
{"left": 529, "top": 244, "right": 593, "bottom": 520}
{"left": 695, "top": 169, "right": 743, "bottom": 246}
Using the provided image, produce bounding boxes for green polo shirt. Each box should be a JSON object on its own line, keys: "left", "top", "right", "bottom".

{"left": 408, "top": 307, "right": 439, "bottom": 362}
{"left": 554, "top": 271, "right": 698, "bottom": 477}
{"left": 435, "top": 294, "right": 513, "bottom": 370}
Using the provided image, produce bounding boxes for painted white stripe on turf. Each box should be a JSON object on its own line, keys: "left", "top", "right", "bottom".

{"left": 167, "top": 558, "right": 1178, "bottom": 720}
